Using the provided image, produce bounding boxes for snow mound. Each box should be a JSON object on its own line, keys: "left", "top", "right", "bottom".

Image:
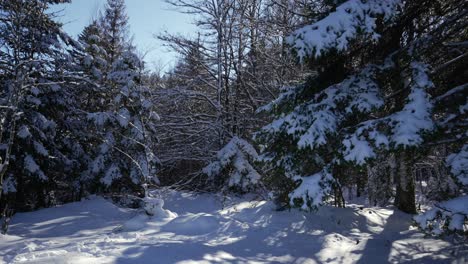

{"left": 117, "top": 214, "right": 150, "bottom": 232}
{"left": 162, "top": 213, "right": 220, "bottom": 236}
{"left": 116, "top": 197, "right": 178, "bottom": 232}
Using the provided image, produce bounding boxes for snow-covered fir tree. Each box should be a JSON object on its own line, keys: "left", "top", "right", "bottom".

{"left": 0, "top": 0, "right": 161, "bottom": 214}
{"left": 257, "top": 0, "right": 467, "bottom": 218}
{"left": 79, "top": 0, "right": 160, "bottom": 195}
{"left": 86, "top": 49, "right": 160, "bottom": 192}
{"left": 0, "top": 0, "right": 88, "bottom": 210}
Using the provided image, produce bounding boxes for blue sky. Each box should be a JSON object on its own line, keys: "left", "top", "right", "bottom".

{"left": 50, "top": 0, "right": 195, "bottom": 72}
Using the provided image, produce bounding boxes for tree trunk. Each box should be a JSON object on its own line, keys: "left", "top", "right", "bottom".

{"left": 0, "top": 112, "right": 17, "bottom": 202}
{"left": 395, "top": 152, "right": 416, "bottom": 214}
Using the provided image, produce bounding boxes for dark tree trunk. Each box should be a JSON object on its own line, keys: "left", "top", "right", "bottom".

{"left": 395, "top": 153, "right": 416, "bottom": 214}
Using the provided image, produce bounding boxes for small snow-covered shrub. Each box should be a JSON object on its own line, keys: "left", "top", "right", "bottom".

{"left": 203, "top": 137, "right": 262, "bottom": 192}
{"left": 414, "top": 196, "right": 468, "bottom": 236}
{"left": 143, "top": 197, "right": 177, "bottom": 219}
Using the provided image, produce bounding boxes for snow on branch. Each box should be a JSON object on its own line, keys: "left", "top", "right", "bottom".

{"left": 256, "top": 85, "right": 303, "bottom": 113}
{"left": 342, "top": 134, "right": 377, "bottom": 165}
{"left": 101, "top": 164, "right": 122, "bottom": 186}
{"left": 262, "top": 65, "right": 383, "bottom": 150}
{"left": 289, "top": 169, "right": 333, "bottom": 210}
{"left": 87, "top": 112, "right": 113, "bottom": 127}
{"left": 24, "top": 155, "right": 47, "bottom": 181}
{"left": 446, "top": 145, "right": 468, "bottom": 185}
{"left": 203, "top": 137, "right": 261, "bottom": 191}
{"left": 435, "top": 83, "right": 468, "bottom": 102}
{"left": 287, "top": 0, "right": 402, "bottom": 60}
{"left": 391, "top": 62, "right": 434, "bottom": 147}
{"left": 414, "top": 196, "right": 468, "bottom": 235}
{"left": 342, "top": 62, "right": 434, "bottom": 165}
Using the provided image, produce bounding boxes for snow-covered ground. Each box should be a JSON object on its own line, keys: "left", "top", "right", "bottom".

{"left": 0, "top": 190, "right": 466, "bottom": 264}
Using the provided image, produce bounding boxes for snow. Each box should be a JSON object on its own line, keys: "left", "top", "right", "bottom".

{"left": 287, "top": 0, "right": 402, "bottom": 60}
{"left": 391, "top": 63, "right": 434, "bottom": 147}
{"left": 435, "top": 83, "right": 468, "bottom": 102}
{"left": 342, "top": 134, "right": 376, "bottom": 165}
{"left": 289, "top": 170, "right": 333, "bottom": 210}
{"left": 340, "top": 61, "right": 434, "bottom": 165}
{"left": 142, "top": 197, "right": 177, "bottom": 219}
{"left": 26, "top": 95, "right": 41, "bottom": 106}
{"left": 414, "top": 196, "right": 468, "bottom": 235}
{"left": 117, "top": 108, "right": 130, "bottom": 128}
{"left": 83, "top": 55, "right": 93, "bottom": 67}
{"left": 30, "top": 87, "right": 40, "bottom": 96}
{"left": 87, "top": 112, "right": 111, "bottom": 127}
{"left": 0, "top": 190, "right": 463, "bottom": 264}
{"left": 446, "top": 144, "right": 468, "bottom": 185}
{"left": 261, "top": 91, "right": 339, "bottom": 150}
{"left": 33, "top": 113, "right": 56, "bottom": 131}
{"left": 16, "top": 126, "right": 31, "bottom": 139}
{"left": 297, "top": 109, "right": 338, "bottom": 149}
{"left": 390, "top": 87, "right": 433, "bottom": 146}
{"left": 2, "top": 175, "right": 17, "bottom": 194}
{"left": 115, "top": 197, "right": 178, "bottom": 233}
{"left": 33, "top": 141, "right": 49, "bottom": 157}
{"left": 91, "top": 155, "right": 105, "bottom": 174}
{"left": 149, "top": 111, "right": 160, "bottom": 121}
{"left": 256, "top": 85, "right": 301, "bottom": 113}
{"left": 101, "top": 164, "right": 122, "bottom": 186}
{"left": 162, "top": 213, "right": 220, "bottom": 236}
{"left": 203, "top": 137, "right": 261, "bottom": 191}
{"left": 24, "top": 155, "right": 47, "bottom": 180}
{"left": 130, "top": 119, "right": 145, "bottom": 141}
{"left": 262, "top": 65, "right": 383, "bottom": 151}
{"left": 460, "top": 101, "right": 468, "bottom": 114}
{"left": 410, "top": 62, "right": 434, "bottom": 90}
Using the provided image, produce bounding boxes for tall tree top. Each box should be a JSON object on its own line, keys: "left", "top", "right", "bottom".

{"left": 100, "top": 0, "right": 131, "bottom": 63}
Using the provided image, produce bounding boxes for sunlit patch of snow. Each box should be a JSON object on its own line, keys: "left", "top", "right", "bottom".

{"left": 0, "top": 190, "right": 464, "bottom": 264}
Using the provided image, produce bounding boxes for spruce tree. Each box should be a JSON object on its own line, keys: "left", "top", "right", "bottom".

{"left": 78, "top": 0, "right": 160, "bottom": 196}
{"left": 0, "top": 0, "right": 86, "bottom": 210}
{"left": 258, "top": 0, "right": 467, "bottom": 214}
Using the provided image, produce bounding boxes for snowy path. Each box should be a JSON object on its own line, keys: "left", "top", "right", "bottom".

{"left": 0, "top": 191, "right": 465, "bottom": 264}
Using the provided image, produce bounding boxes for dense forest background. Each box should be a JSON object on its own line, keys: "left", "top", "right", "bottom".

{"left": 0, "top": 0, "right": 466, "bottom": 236}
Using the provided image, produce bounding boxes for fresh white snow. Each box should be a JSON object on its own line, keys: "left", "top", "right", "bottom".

{"left": 203, "top": 137, "right": 261, "bottom": 191}
{"left": 16, "top": 126, "right": 31, "bottom": 139}
{"left": 414, "top": 196, "right": 468, "bottom": 235}
{"left": 23, "top": 155, "right": 47, "bottom": 181}
{"left": 446, "top": 145, "right": 468, "bottom": 185}
{"left": 287, "top": 0, "right": 402, "bottom": 60}
{"left": 0, "top": 190, "right": 465, "bottom": 264}
{"left": 289, "top": 170, "right": 333, "bottom": 209}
